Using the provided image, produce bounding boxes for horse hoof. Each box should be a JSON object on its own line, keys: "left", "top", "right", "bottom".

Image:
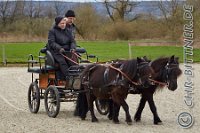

{"left": 113, "top": 121, "right": 120, "bottom": 124}
{"left": 74, "top": 112, "right": 79, "bottom": 116}
{"left": 134, "top": 117, "right": 141, "bottom": 122}
{"left": 126, "top": 119, "right": 132, "bottom": 125}
{"left": 108, "top": 116, "right": 113, "bottom": 120}
{"left": 92, "top": 118, "right": 98, "bottom": 122}
{"left": 127, "top": 121, "right": 132, "bottom": 125}
{"left": 154, "top": 121, "right": 163, "bottom": 125}
{"left": 154, "top": 119, "right": 163, "bottom": 125}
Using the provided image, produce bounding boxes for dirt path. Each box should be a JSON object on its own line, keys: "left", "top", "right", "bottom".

{"left": 0, "top": 66, "right": 199, "bottom": 133}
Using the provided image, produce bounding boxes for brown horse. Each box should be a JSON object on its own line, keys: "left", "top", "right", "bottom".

{"left": 78, "top": 57, "right": 154, "bottom": 125}
{"left": 133, "top": 55, "right": 182, "bottom": 124}
{"left": 103, "top": 55, "right": 182, "bottom": 125}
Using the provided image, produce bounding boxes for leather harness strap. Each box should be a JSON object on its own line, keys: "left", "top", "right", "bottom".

{"left": 149, "top": 79, "right": 168, "bottom": 86}
{"left": 61, "top": 53, "right": 79, "bottom": 65}
{"left": 62, "top": 52, "right": 168, "bottom": 87}
{"left": 72, "top": 51, "right": 96, "bottom": 63}
{"left": 108, "top": 64, "right": 139, "bottom": 86}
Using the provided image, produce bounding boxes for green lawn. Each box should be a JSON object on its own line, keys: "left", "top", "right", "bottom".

{"left": 0, "top": 41, "right": 199, "bottom": 63}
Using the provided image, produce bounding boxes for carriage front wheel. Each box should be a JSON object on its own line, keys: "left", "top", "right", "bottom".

{"left": 44, "top": 86, "right": 60, "bottom": 118}
{"left": 28, "top": 82, "right": 40, "bottom": 113}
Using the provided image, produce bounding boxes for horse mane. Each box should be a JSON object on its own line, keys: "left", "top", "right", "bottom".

{"left": 150, "top": 57, "right": 169, "bottom": 90}
{"left": 150, "top": 56, "right": 182, "bottom": 91}
{"left": 121, "top": 59, "right": 137, "bottom": 79}
{"left": 150, "top": 57, "right": 169, "bottom": 73}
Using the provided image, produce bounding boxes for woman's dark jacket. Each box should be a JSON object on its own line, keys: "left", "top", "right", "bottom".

{"left": 47, "top": 25, "right": 76, "bottom": 53}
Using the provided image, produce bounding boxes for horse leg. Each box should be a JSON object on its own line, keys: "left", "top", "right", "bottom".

{"left": 147, "top": 94, "right": 162, "bottom": 125}
{"left": 76, "top": 85, "right": 89, "bottom": 120}
{"left": 74, "top": 93, "right": 81, "bottom": 116}
{"left": 80, "top": 92, "right": 88, "bottom": 120}
{"left": 107, "top": 99, "right": 113, "bottom": 120}
{"left": 121, "top": 99, "right": 132, "bottom": 125}
{"left": 86, "top": 93, "right": 98, "bottom": 122}
{"left": 112, "top": 86, "right": 132, "bottom": 125}
{"left": 112, "top": 102, "right": 120, "bottom": 124}
{"left": 134, "top": 95, "right": 147, "bottom": 122}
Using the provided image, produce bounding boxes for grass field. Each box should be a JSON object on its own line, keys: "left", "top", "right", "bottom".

{"left": 0, "top": 41, "right": 199, "bottom": 63}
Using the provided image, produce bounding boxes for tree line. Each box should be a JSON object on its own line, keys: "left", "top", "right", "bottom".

{"left": 0, "top": 0, "right": 199, "bottom": 42}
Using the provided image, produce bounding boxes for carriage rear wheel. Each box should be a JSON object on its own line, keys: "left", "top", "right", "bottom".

{"left": 95, "top": 99, "right": 110, "bottom": 115}
{"left": 28, "top": 82, "right": 40, "bottom": 113}
{"left": 44, "top": 86, "right": 60, "bottom": 118}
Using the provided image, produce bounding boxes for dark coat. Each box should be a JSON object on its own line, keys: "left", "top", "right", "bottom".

{"left": 47, "top": 25, "right": 76, "bottom": 53}
{"left": 66, "top": 23, "right": 76, "bottom": 39}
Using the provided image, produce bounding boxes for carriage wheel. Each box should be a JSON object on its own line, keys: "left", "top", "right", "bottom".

{"left": 28, "top": 82, "right": 40, "bottom": 113}
{"left": 95, "top": 99, "right": 110, "bottom": 115}
{"left": 44, "top": 86, "right": 60, "bottom": 118}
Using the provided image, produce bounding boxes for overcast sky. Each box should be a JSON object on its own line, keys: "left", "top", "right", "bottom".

{"left": 0, "top": 0, "right": 184, "bottom": 2}
{"left": 1, "top": 0, "right": 162, "bottom": 2}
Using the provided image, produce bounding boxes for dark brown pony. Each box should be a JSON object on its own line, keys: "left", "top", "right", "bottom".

{"left": 133, "top": 55, "right": 182, "bottom": 124}
{"left": 108, "top": 55, "right": 182, "bottom": 124}
{"left": 77, "top": 57, "right": 154, "bottom": 125}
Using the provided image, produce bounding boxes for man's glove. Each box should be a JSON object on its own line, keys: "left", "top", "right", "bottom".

{"left": 59, "top": 48, "right": 65, "bottom": 54}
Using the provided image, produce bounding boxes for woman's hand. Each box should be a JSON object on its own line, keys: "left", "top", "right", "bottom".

{"left": 59, "top": 48, "right": 65, "bottom": 54}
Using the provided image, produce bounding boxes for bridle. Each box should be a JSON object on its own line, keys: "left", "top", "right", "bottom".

{"left": 164, "top": 62, "right": 179, "bottom": 86}
{"left": 149, "top": 62, "right": 179, "bottom": 87}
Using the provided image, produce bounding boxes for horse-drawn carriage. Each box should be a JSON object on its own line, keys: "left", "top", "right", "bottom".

{"left": 27, "top": 46, "right": 108, "bottom": 117}
{"left": 27, "top": 45, "right": 182, "bottom": 125}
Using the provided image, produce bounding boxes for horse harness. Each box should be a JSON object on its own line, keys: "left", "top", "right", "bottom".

{"left": 164, "top": 62, "right": 179, "bottom": 86}
{"left": 103, "top": 61, "right": 149, "bottom": 89}
{"left": 149, "top": 62, "right": 179, "bottom": 87}
{"left": 82, "top": 60, "right": 150, "bottom": 94}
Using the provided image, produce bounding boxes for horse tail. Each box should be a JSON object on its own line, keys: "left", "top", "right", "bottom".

{"left": 74, "top": 64, "right": 98, "bottom": 118}
{"left": 74, "top": 85, "right": 88, "bottom": 119}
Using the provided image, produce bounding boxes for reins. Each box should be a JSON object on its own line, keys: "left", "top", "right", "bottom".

{"left": 61, "top": 53, "right": 79, "bottom": 65}
{"left": 62, "top": 51, "right": 96, "bottom": 65}
{"left": 149, "top": 79, "right": 168, "bottom": 86}
{"left": 108, "top": 64, "right": 139, "bottom": 86}
{"left": 62, "top": 52, "right": 169, "bottom": 87}
{"left": 147, "top": 61, "right": 178, "bottom": 87}
{"left": 72, "top": 51, "right": 96, "bottom": 63}
{"left": 62, "top": 51, "right": 168, "bottom": 87}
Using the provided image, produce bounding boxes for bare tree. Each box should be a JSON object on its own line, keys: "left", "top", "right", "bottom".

{"left": 186, "top": 0, "right": 200, "bottom": 39}
{"left": 45, "top": 5, "right": 56, "bottom": 19}
{"left": 157, "top": 0, "right": 179, "bottom": 25}
{"left": 186, "top": 0, "right": 200, "bottom": 10}
{"left": 157, "top": 0, "right": 183, "bottom": 40}
{"left": 75, "top": 4, "right": 101, "bottom": 39}
{"left": 23, "top": 0, "right": 39, "bottom": 37}
{"left": 23, "top": 0, "right": 42, "bottom": 18}
{"left": 103, "top": 0, "right": 139, "bottom": 22}
{"left": 25, "top": 0, "right": 35, "bottom": 18}
{"left": 0, "top": 0, "right": 12, "bottom": 27}
{"left": 10, "top": 0, "right": 25, "bottom": 24}
{"left": 53, "top": 0, "right": 65, "bottom": 16}
{"left": 34, "top": 1, "right": 42, "bottom": 18}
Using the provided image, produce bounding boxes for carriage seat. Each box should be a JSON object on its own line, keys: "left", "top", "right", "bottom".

{"left": 44, "top": 47, "right": 87, "bottom": 70}
{"left": 28, "top": 47, "right": 87, "bottom": 74}
{"left": 28, "top": 48, "right": 58, "bottom": 73}
{"left": 75, "top": 48, "right": 86, "bottom": 53}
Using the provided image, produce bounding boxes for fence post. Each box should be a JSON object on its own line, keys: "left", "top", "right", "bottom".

{"left": 128, "top": 42, "right": 132, "bottom": 59}
{"left": 2, "top": 45, "right": 7, "bottom": 66}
